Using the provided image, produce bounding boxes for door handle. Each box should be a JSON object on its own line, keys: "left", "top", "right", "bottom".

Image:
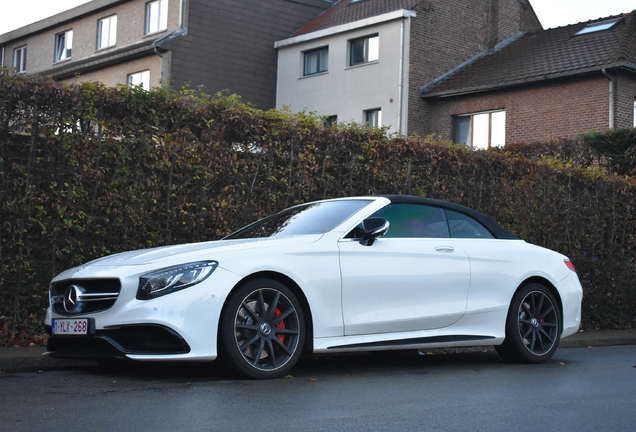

{"left": 435, "top": 246, "right": 454, "bottom": 253}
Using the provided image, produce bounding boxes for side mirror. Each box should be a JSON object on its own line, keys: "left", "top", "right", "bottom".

{"left": 359, "top": 217, "right": 389, "bottom": 246}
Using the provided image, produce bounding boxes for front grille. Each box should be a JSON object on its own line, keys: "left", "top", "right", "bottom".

{"left": 50, "top": 278, "right": 121, "bottom": 315}
{"left": 47, "top": 325, "right": 190, "bottom": 358}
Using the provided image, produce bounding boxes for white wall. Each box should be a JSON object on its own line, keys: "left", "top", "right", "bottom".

{"left": 276, "top": 13, "right": 412, "bottom": 134}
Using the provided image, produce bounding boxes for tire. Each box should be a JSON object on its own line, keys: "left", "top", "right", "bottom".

{"left": 219, "top": 278, "right": 305, "bottom": 379}
{"left": 495, "top": 283, "right": 561, "bottom": 363}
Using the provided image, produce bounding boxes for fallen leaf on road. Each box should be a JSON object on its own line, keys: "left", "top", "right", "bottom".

{"left": 283, "top": 375, "right": 294, "bottom": 379}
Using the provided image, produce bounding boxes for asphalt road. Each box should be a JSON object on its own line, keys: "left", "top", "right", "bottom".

{"left": 1, "top": 346, "right": 635, "bottom": 432}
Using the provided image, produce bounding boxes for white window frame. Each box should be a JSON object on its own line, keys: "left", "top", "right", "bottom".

{"left": 349, "top": 34, "right": 379, "bottom": 66}
{"left": 128, "top": 70, "right": 150, "bottom": 89}
{"left": 145, "top": 0, "right": 169, "bottom": 35}
{"left": 364, "top": 109, "right": 382, "bottom": 128}
{"left": 454, "top": 110, "right": 506, "bottom": 149}
{"left": 13, "top": 46, "right": 27, "bottom": 73}
{"left": 55, "top": 30, "right": 73, "bottom": 62}
{"left": 98, "top": 15, "right": 117, "bottom": 49}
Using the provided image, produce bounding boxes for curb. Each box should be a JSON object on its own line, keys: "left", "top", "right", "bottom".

{"left": 1, "top": 330, "right": 635, "bottom": 374}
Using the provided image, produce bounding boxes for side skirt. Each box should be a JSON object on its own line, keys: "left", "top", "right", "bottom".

{"left": 327, "top": 335, "right": 495, "bottom": 350}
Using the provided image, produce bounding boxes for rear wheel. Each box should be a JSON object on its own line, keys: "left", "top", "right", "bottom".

{"left": 496, "top": 283, "right": 561, "bottom": 363}
{"left": 219, "top": 278, "right": 305, "bottom": 379}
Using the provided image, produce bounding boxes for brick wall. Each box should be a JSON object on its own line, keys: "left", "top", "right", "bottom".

{"left": 407, "top": 0, "right": 541, "bottom": 136}
{"left": 60, "top": 54, "right": 163, "bottom": 88}
{"left": 614, "top": 71, "right": 636, "bottom": 128}
{"left": 424, "top": 74, "right": 633, "bottom": 144}
{"left": 498, "top": 0, "right": 542, "bottom": 40}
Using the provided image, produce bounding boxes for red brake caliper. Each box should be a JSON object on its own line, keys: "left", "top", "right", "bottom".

{"left": 275, "top": 308, "right": 285, "bottom": 343}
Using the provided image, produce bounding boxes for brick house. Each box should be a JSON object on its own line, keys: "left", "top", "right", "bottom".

{"left": 421, "top": 12, "right": 636, "bottom": 147}
{"left": 275, "top": 0, "right": 542, "bottom": 134}
{"left": 0, "top": 0, "right": 332, "bottom": 108}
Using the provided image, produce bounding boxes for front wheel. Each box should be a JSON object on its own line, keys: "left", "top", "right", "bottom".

{"left": 496, "top": 283, "right": 561, "bottom": 363}
{"left": 219, "top": 278, "right": 305, "bottom": 379}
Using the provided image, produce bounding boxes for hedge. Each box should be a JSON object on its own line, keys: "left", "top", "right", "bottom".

{"left": 1, "top": 70, "right": 634, "bottom": 345}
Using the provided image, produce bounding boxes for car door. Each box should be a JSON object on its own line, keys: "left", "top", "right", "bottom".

{"left": 338, "top": 203, "right": 471, "bottom": 336}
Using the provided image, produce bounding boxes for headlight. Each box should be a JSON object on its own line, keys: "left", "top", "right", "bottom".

{"left": 137, "top": 261, "right": 218, "bottom": 300}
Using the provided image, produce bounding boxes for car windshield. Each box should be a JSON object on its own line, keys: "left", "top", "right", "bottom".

{"left": 224, "top": 200, "right": 372, "bottom": 239}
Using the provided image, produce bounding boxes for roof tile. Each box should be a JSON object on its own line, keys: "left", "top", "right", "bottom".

{"left": 422, "top": 11, "right": 636, "bottom": 97}
{"left": 293, "top": 0, "right": 426, "bottom": 36}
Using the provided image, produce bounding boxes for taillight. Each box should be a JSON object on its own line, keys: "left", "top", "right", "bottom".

{"left": 564, "top": 259, "right": 576, "bottom": 272}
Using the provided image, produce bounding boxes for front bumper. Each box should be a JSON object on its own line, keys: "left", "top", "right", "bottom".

{"left": 45, "top": 266, "right": 242, "bottom": 361}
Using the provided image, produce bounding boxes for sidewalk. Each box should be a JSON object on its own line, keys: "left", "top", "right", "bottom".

{"left": 1, "top": 329, "right": 634, "bottom": 374}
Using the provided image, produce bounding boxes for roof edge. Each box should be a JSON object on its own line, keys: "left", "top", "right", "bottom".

{"left": 421, "top": 62, "right": 636, "bottom": 99}
{"left": 419, "top": 32, "right": 524, "bottom": 96}
{"left": 36, "top": 39, "right": 157, "bottom": 80}
{"left": 274, "top": 9, "right": 416, "bottom": 48}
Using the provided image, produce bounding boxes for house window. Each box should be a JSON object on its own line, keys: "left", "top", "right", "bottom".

{"left": 349, "top": 35, "right": 379, "bottom": 66}
{"left": 146, "top": 0, "right": 168, "bottom": 35}
{"left": 574, "top": 18, "right": 621, "bottom": 35}
{"left": 324, "top": 115, "right": 337, "bottom": 127}
{"left": 13, "top": 46, "right": 27, "bottom": 73}
{"left": 128, "top": 70, "right": 150, "bottom": 89}
{"left": 98, "top": 15, "right": 117, "bottom": 49}
{"left": 304, "top": 47, "right": 328, "bottom": 76}
{"left": 365, "top": 109, "right": 381, "bottom": 128}
{"left": 55, "top": 30, "right": 73, "bottom": 62}
{"left": 454, "top": 110, "right": 506, "bottom": 149}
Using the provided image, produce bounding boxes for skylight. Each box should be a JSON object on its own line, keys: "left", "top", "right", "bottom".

{"left": 574, "top": 18, "right": 621, "bottom": 35}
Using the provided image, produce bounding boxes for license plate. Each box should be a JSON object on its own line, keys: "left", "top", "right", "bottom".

{"left": 52, "top": 318, "right": 89, "bottom": 335}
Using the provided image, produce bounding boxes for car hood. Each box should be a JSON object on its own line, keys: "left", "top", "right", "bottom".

{"left": 78, "top": 235, "right": 324, "bottom": 267}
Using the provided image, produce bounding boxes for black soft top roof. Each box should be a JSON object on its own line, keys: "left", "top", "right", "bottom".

{"left": 381, "top": 195, "right": 519, "bottom": 240}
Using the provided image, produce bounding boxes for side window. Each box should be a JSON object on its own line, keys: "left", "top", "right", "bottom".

{"left": 128, "top": 70, "right": 150, "bottom": 89}
{"left": 13, "top": 46, "right": 27, "bottom": 73}
{"left": 445, "top": 210, "right": 494, "bottom": 239}
{"left": 55, "top": 30, "right": 73, "bottom": 62}
{"left": 370, "top": 204, "right": 449, "bottom": 238}
{"left": 303, "top": 46, "right": 328, "bottom": 76}
{"left": 98, "top": 15, "right": 117, "bottom": 49}
{"left": 146, "top": 0, "right": 168, "bottom": 35}
{"left": 349, "top": 34, "right": 379, "bottom": 66}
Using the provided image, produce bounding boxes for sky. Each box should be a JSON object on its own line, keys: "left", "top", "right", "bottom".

{"left": 0, "top": 0, "right": 635, "bottom": 35}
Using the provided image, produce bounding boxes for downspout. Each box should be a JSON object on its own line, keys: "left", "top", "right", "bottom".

{"left": 152, "top": 0, "right": 187, "bottom": 86}
{"left": 601, "top": 69, "right": 614, "bottom": 129}
{"left": 1, "top": 45, "right": 5, "bottom": 69}
{"left": 397, "top": 13, "right": 414, "bottom": 134}
{"left": 397, "top": 19, "right": 405, "bottom": 134}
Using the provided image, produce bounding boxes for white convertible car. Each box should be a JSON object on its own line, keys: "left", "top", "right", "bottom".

{"left": 45, "top": 195, "right": 582, "bottom": 378}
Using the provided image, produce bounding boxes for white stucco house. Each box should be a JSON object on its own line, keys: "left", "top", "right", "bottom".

{"left": 275, "top": 9, "right": 414, "bottom": 134}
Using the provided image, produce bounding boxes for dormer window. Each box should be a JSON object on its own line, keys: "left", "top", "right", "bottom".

{"left": 574, "top": 18, "right": 621, "bottom": 35}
